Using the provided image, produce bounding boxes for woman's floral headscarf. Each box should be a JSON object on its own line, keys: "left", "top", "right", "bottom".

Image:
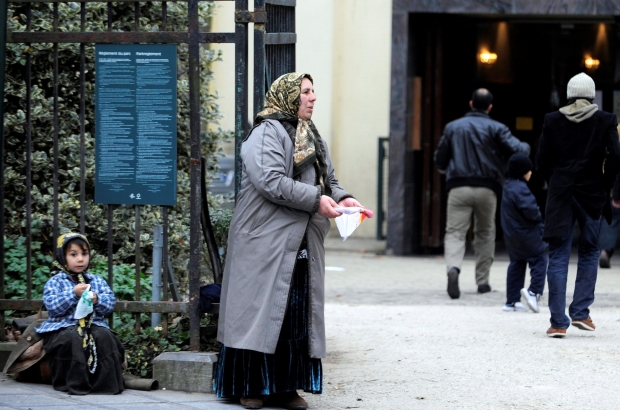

{"left": 254, "top": 73, "right": 331, "bottom": 195}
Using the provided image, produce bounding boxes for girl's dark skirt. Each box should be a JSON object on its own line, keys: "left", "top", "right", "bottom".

{"left": 42, "top": 324, "right": 125, "bottom": 395}
{"left": 213, "top": 244, "right": 322, "bottom": 397}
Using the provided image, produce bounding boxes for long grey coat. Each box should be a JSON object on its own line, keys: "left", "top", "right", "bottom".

{"left": 217, "top": 119, "right": 351, "bottom": 359}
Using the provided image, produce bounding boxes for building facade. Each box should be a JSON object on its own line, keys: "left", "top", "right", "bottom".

{"left": 210, "top": 1, "right": 620, "bottom": 254}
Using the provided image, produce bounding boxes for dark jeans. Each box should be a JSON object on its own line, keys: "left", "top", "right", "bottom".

{"left": 599, "top": 204, "right": 620, "bottom": 256}
{"left": 547, "top": 198, "right": 600, "bottom": 329}
{"left": 506, "top": 251, "right": 548, "bottom": 304}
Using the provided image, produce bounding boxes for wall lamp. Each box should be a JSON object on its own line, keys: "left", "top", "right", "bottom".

{"left": 479, "top": 52, "right": 498, "bottom": 64}
{"left": 584, "top": 57, "right": 600, "bottom": 70}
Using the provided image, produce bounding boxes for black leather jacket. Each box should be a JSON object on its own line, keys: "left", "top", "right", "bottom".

{"left": 434, "top": 110, "right": 530, "bottom": 197}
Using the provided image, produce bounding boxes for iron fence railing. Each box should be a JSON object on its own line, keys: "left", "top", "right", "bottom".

{"left": 377, "top": 137, "right": 389, "bottom": 240}
{"left": 0, "top": 0, "right": 297, "bottom": 350}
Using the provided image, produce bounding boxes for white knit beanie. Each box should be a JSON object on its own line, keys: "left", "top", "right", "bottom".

{"left": 566, "top": 72, "right": 595, "bottom": 99}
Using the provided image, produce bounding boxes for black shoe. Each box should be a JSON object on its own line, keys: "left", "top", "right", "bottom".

{"left": 599, "top": 250, "right": 611, "bottom": 269}
{"left": 447, "top": 267, "right": 460, "bottom": 299}
{"left": 273, "top": 391, "right": 308, "bottom": 410}
{"left": 240, "top": 396, "right": 263, "bottom": 409}
{"left": 477, "top": 284, "right": 491, "bottom": 294}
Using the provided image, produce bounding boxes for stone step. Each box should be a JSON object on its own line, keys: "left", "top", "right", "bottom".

{"left": 0, "top": 342, "right": 18, "bottom": 371}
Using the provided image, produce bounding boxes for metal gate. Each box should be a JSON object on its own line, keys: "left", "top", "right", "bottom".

{"left": 0, "top": 0, "right": 296, "bottom": 350}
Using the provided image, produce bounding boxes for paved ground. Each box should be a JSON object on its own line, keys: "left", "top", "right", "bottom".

{"left": 2, "top": 234, "right": 620, "bottom": 409}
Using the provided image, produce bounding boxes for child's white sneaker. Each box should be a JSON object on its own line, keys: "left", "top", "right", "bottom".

{"left": 503, "top": 302, "right": 528, "bottom": 312}
{"left": 520, "top": 288, "right": 541, "bottom": 313}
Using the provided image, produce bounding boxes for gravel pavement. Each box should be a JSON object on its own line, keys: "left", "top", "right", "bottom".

{"left": 309, "top": 236, "right": 620, "bottom": 409}
{"left": 2, "top": 235, "right": 620, "bottom": 409}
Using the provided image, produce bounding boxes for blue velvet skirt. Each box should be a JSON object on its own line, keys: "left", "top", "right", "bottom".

{"left": 213, "top": 242, "right": 323, "bottom": 397}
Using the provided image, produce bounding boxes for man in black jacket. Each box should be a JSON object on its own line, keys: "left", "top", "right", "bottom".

{"left": 435, "top": 89, "right": 530, "bottom": 299}
{"left": 537, "top": 72, "right": 620, "bottom": 338}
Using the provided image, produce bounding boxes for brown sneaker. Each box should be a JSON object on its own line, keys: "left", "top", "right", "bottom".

{"left": 277, "top": 391, "right": 308, "bottom": 410}
{"left": 571, "top": 316, "right": 596, "bottom": 331}
{"left": 546, "top": 327, "right": 566, "bottom": 338}
{"left": 240, "top": 396, "right": 263, "bottom": 409}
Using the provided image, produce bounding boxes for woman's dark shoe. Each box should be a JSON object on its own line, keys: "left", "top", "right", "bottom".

{"left": 240, "top": 396, "right": 263, "bottom": 409}
{"left": 277, "top": 391, "right": 308, "bottom": 410}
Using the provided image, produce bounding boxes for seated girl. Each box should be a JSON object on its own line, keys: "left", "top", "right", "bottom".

{"left": 35, "top": 232, "right": 125, "bottom": 395}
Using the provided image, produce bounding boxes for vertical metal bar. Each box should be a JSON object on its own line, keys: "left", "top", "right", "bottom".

{"left": 162, "top": 206, "right": 169, "bottom": 335}
{"left": 151, "top": 226, "right": 163, "bottom": 327}
{"left": 162, "top": 2, "right": 167, "bottom": 31}
{"left": 107, "top": 3, "right": 112, "bottom": 31}
{"left": 80, "top": 2, "right": 86, "bottom": 233}
{"left": 25, "top": 3, "right": 33, "bottom": 299}
{"left": 134, "top": 205, "right": 141, "bottom": 332}
{"left": 0, "top": 0, "right": 7, "bottom": 341}
{"left": 106, "top": 0, "right": 113, "bottom": 330}
{"left": 431, "top": 25, "right": 443, "bottom": 246}
{"left": 200, "top": 157, "right": 223, "bottom": 284}
{"left": 107, "top": 205, "right": 114, "bottom": 328}
{"left": 134, "top": 1, "right": 140, "bottom": 31}
{"left": 421, "top": 26, "right": 433, "bottom": 248}
{"left": 234, "top": 0, "right": 249, "bottom": 200}
{"left": 188, "top": 0, "right": 202, "bottom": 351}
{"left": 254, "top": 0, "right": 265, "bottom": 116}
{"left": 377, "top": 138, "right": 385, "bottom": 241}
{"left": 290, "top": 4, "right": 296, "bottom": 75}
{"left": 53, "top": 2, "right": 59, "bottom": 246}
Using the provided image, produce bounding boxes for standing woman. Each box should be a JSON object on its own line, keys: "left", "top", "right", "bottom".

{"left": 213, "top": 72, "right": 370, "bottom": 409}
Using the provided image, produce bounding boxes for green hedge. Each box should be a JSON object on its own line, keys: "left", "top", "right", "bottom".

{"left": 3, "top": 2, "right": 234, "bottom": 290}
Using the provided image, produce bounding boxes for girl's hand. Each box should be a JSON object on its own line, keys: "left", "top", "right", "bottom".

{"left": 74, "top": 284, "right": 89, "bottom": 297}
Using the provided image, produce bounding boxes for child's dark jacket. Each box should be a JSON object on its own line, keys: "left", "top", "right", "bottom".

{"left": 501, "top": 178, "right": 546, "bottom": 260}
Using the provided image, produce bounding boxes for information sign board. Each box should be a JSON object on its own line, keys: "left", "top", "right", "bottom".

{"left": 95, "top": 44, "right": 177, "bottom": 206}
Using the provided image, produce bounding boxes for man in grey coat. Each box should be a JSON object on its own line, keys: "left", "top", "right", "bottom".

{"left": 213, "top": 73, "right": 372, "bottom": 410}
{"left": 434, "top": 88, "right": 530, "bottom": 299}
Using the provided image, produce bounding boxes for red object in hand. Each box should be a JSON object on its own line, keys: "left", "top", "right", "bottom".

{"left": 362, "top": 209, "right": 374, "bottom": 218}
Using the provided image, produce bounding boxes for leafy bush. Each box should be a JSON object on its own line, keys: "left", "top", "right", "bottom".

{"left": 2, "top": 238, "right": 145, "bottom": 301}
{"left": 89, "top": 258, "right": 152, "bottom": 302}
{"left": 116, "top": 320, "right": 190, "bottom": 378}
{"left": 3, "top": 236, "right": 53, "bottom": 299}
{"left": 3, "top": 1, "right": 234, "bottom": 294}
{"left": 115, "top": 314, "right": 219, "bottom": 378}
{"left": 209, "top": 207, "right": 234, "bottom": 266}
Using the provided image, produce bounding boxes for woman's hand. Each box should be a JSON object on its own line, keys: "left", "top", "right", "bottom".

{"left": 318, "top": 195, "right": 342, "bottom": 219}
{"left": 338, "top": 197, "right": 362, "bottom": 208}
{"left": 337, "top": 197, "right": 374, "bottom": 218}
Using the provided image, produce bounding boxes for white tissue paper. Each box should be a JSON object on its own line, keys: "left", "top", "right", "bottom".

{"left": 74, "top": 284, "right": 94, "bottom": 319}
{"left": 334, "top": 207, "right": 368, "bottom": 241}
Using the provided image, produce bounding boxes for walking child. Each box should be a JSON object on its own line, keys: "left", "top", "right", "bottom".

{"left": 501, "top": 153, "right": 548, "bottom": 313}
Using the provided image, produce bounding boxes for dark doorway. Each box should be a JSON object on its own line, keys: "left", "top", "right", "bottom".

{"left": 410, "top": 14, "right": 618, "bottom": 253}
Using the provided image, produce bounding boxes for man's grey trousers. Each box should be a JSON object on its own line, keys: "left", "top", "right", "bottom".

{"left": 444, "top": 186, "right": 497, "bottom": 285}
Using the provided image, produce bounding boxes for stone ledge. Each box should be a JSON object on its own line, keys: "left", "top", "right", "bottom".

{"left": 0, "top": 342, "right": 18, "bottom": 371}
{"left": 153, "top": 351, "right": 218, "bottom": 394}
